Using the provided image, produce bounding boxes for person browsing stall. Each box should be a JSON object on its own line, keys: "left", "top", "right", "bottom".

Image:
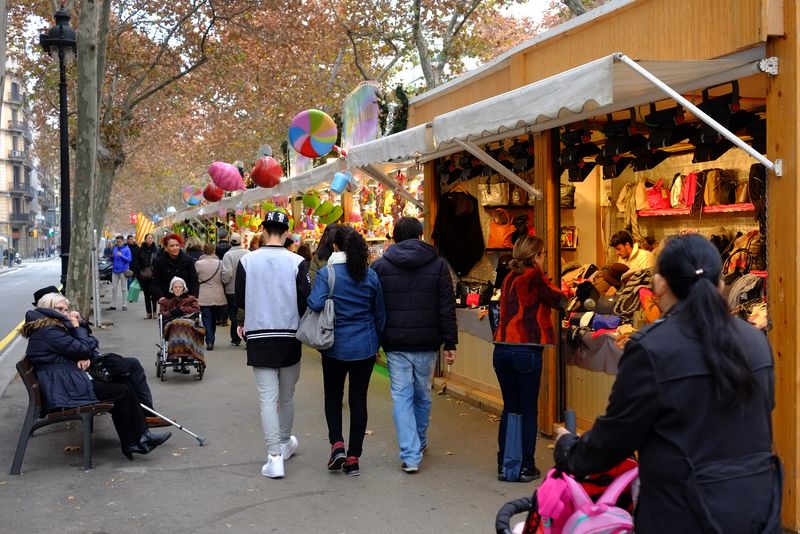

{"left": 610, "top": 230, "right": 656, "bottom": 272}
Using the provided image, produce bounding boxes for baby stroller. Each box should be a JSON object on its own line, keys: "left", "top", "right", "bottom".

{"left": 155, "top": 312, "right": 206, "bottom": 381}
{"left": 495, "top": 458, "right": 638, "bottom": 534}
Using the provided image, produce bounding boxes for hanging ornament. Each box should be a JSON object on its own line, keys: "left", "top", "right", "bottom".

{"left": 251, "top": 156, "right": 283, "bottom": 188}
{"left": 288, "top": 109, "right": 338, "bottom": 158}
{"left": 182, "top": 186, "right": 203, "bottom": 206}
{"left": 209, "top": 161, "right": 245, "bottom": 191}
{"left": 203, "top": 182, "right": 225, "bottom": 202}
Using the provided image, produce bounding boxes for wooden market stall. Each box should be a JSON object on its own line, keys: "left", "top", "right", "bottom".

{"left": 408, "top": 0, "right": 799, "bottom": 529}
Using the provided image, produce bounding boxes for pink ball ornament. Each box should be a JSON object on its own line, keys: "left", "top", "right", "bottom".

{"left": 209, "top": 161, "right": 245, "bottom": 191}
{"left": 203, "top": 182, "right": 225, "bottom": 202}
{"left": 251, "top": 156, "right": 283, "bottom": 188}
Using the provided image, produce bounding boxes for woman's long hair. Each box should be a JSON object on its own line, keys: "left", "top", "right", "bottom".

{"left": 314, "top": 223, "right": 338, "bottom": 262}
{"left": 510, "top": 235, "right": 544, "bottom": 274}
{"left": 658, "top": 234, "right": 754, "bottom": 404}
{"left": 332, "top": 226, "right": 369, "bottom": 282}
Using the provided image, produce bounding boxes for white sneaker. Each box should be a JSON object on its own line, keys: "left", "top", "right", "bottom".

{"left": 280, "top": 435, "right": 299, "bottom": 461}
{"left": 261, "top": 454, "right": 284, "bottom": 478}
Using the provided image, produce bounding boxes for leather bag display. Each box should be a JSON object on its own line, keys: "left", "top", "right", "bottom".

{"left": 478, "top": 175, "right": 510, "bottom": 206}
{"left": 488, "top": 208, "right": 516, "bottom": 249}
{"left": 455, "top": 279, "right": 493, "bottom": 308}
{"left": 645, "top": 178, "right": 671, "bottom": 209}
{"left": 296, "top": 267, "right": 335, "bottom": 350}
{"left": 560, "top": 183, "right": 576, "bottom": 209}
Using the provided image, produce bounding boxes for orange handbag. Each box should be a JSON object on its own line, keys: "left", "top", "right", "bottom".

{"left": 488, "top": 208, "right": 516, "bottom": 249}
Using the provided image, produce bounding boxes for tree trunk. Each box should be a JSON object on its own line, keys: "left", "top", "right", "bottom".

{"left": 91, "top": 144, "right": 120, "bottom": 232}
{"left": 70, "top": 0, "right": 100, "bottom": 316}
{"left": 562, "top": 0, "right": 587, "bottom": 16}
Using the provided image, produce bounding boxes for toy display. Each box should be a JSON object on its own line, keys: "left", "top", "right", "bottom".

{"left": 288, "top": 109, "right": 338, "bottom": 158}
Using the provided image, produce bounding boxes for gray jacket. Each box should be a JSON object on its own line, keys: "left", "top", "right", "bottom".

{"left": 221, "top": 247, "right": 249, "bottom": 295}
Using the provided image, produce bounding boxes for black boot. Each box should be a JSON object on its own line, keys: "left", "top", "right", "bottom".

{"left": 123, "top": 430, "right": 172, "bottom": 459}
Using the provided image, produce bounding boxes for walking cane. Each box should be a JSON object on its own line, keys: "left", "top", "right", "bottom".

{"left": 140, "top": 404, "right": 207, "bottom": 446}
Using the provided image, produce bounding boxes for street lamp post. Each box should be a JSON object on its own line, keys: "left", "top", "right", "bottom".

{"left": 39, "top": 8, "right": 76, "bottom": 292}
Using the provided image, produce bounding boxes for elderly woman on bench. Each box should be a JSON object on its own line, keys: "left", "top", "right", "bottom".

{"left": 22, "top": 292, "right": 172, "bottom": 460}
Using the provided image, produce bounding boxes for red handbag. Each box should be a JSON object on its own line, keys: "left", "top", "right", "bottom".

{"left": 646, "top": 178, "right": 671, "bottom": 209}
{"left": 488, "top": 208, "right": 516, "bottom": 249}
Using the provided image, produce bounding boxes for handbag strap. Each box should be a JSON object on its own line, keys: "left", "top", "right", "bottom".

{"left": 198, "top": 260, "right": 221, "bottom": 285}
{"left": 494, "top": 208, "right": 511, "bottom": 224}
{"left": 326, "top": 265, "right": 336, "bottom": 298}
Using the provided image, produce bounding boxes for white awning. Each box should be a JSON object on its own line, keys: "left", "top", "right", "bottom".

{"left": 433, "top": 52, "right": 763, "bottom": 146}
{"left": 346, "top": 124, "right": 433, "bottom": 168}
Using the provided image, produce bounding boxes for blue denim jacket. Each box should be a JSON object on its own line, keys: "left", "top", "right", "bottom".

{"left": 308, "top": 264, "right": 385, "bottom": 361}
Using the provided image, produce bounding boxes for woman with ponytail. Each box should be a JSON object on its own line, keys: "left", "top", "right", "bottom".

{"left": 494, "top": 235, "right": 568, "bottom": 482}
{"left": 555, "top": 234, "right": 779, "bottom": 533}
{"left": 307, "top": 226, "right": 385, "bottom": 477}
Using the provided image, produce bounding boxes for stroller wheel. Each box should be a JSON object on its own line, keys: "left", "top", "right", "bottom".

{"left": 160, "top": 364, "right": 167, "bottom": 381}
{"left": 156, "top": 363, "right": 162, "bottom": 378}
{"left": 197, "top": 365, "right": 205, "bottom": 380}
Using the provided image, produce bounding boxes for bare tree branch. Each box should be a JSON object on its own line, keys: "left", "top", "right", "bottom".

{"left": 326, "top": 45, "right": 345, "bottom": 93}
{"left": 412, "top": 0, "right": 435, "bottom": 88}
{"left": 562, "top": 0, "right": 587, "bottom": 16}
{"left": 346, "top": 27, "right": 371, "bottom": 80}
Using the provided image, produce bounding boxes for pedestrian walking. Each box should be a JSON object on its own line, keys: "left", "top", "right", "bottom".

{"left": 235, "top": 211, "right": 310, "bottom": 479}
{"left": 221, "top": 233, "right": 248, "bottom": 346}
{"left": 137, "top": 233, "right": 159, "bottom": 319}
{"left": 196, "top": 243, "right": 227, "bottom": 351}
{"left": 185, "top": 237, "right": 204, "bottom": 261}
{"left": 108, "top": 235, "right": 132, "bottom": 311}
{"left": 215, "top": 229, "right": 231, "bottom": 326}
{"left": 308, "top": 223, "right": 337, "bottom": 285}
{"left": 372, "top": 217, "right": 457, "bottom": 473}
{"left": 151, "top": 233, "right": 199, "bottom": 302}
{"left": 307, "top": 226, "right": 385, "bottom": 477}
{"left": 494, "top": 235, "right": 567, "bottom": 483}
{"left": 554, "top": 234, "right": 780, "bottom": 533}
{"left": 127, "top": 235, "right": 140, "bottom": 290}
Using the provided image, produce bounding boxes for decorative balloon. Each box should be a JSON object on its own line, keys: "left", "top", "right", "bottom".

{"left": 208, "top": 161, "right": 245, "bottom": 191}
{"left": 330, "top": 170, "right": 353, "bottom": 194}
{"left": 302, "top": 190, "right": 321, "bottom": 210}
{"left": 251, "top": 156, "right": 283, "bottom": 188}
{"left": 203, "top": 182, "right": 225, "bottom": 202}
{"left": 288, "top": 109, "right": 338, "bottom": 158}
{"left": 319, "top": 205, "right": 344, "bottom": 226}
{"left": 182, "top": 186, "right": 203, "bottom": 206}
{"left": 256, "top": 144, "right": 273, "bottom": 158}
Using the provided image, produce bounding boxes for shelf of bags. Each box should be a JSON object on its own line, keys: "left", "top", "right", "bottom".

{"left": 637, "top": 203, "right": 755, "bottom": 217}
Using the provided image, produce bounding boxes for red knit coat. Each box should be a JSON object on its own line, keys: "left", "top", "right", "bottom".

{"left": 494, "top": 267, "right": 567, "bottom": 345}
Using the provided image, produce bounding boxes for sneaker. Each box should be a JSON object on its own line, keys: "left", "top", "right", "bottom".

{"left": 261, "top": 454, "right": 284, "bottom": 478}
{"left": 420, "top": 442, "right": 428, "bottom": 455}
{"left": 122, "top": 305, "right": 127, "bottom": 310}
{"left": 497, "top": 465, "right": 541, "bottom": 483}
{"left": 401, "top": 463, "right": 419, "bottom": 473}
{"left": 342, "top": 456, "right": 360, "bottom": 476}
{"left": 106, "top": 306, "right": 116, "bottom": 311}
{"left": 327, "top": 441, "right": 346, "bottom": 470}
{"left": 230, "top": 340, "right": 240, "bottom": 347}
{"left": 281, "top": 436, "right": 299, "bottom": 461}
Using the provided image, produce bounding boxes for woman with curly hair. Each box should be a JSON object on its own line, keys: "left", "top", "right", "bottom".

{"left": 151, "top": 233, "right": 199, "bottom": 302}
{"left": 307, "top": 226, "right": 385, "bottom": 476}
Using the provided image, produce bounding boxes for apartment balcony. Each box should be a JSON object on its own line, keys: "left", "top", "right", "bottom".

{"left": 7, "top": 120, "right": 32, "bottom": 141}
{"left": 10, "top": 181, "right": 34, "bottom": 199}
{"left": 9, "top": 211, "right": 35, "bottom": 225}
{"left": 8, "top": 149, "right": 28, "bottom": 162}
{"left": 7, "top": 93, "right": 22, "bottom": 105}
{"left": 38, "top": 191, "right": 56, "bottom": 208}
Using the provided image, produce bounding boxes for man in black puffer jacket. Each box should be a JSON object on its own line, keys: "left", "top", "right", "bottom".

{"left": 372, "top": 217, "right": 457, "bottom": 474}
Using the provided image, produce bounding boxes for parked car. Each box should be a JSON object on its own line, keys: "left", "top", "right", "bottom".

{"left": 98, "top": 257, "right": 112, "bottom": 282}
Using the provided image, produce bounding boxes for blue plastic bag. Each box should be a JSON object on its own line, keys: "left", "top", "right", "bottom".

{"left": 502, "top": 412, "right": 523, "bottom": 481}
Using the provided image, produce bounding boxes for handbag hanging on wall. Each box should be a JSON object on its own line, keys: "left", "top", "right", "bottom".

{"left": 488, "top": 208, "right": 516, "bottom": 249}
{"left": 509, "top": 184, "right": 528, "bottom": 206}
{"left": 479, "top": 175, "right": 510, "bottom": 206}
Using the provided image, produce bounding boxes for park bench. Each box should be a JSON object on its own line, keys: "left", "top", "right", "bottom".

{"left": 9, "top": 357, "right": 114, "bottom": 474}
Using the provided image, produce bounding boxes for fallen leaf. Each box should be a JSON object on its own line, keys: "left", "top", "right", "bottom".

{"left": 364, "top": 430, "right": 375, "bottom": 436}
{"left": 74, "top": 506, "right": 81, "bottom": 510}
{"left": 455, "top": 400, "right": 464, "bottom": 405}
{"left": 171, "top": 453, "right": 181, "bottom": 457}
{"left": 64, "top": 445, "right": 81, "bottom": 452}
{"left": 0, "top": 481, "right": 6, "bottom": 485}
{"left": 445, "top": 451, "right": 456, "bottom": 455}
{"left": 459, "top": 413, "right": 468, "bottom": 416}
{"left": 67, "top": 496, "right": 75, "bottom": 501}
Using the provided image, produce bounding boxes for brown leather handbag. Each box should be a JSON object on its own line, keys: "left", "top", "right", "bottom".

{"left": 488, "top": 208, "right": 516, "bottom": 249}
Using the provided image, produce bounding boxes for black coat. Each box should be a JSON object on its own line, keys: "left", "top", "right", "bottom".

{"left": 555, "top": 305, "right": 777, "bottom": 533}
{"left": 138, "top": 242, "right": 158, "bottom": 271}
{"left": 431, "top": 191, "right": 484, "bottom": 276}
{"left": 21, "top": 309, "right": 99, "bottom": 410}
{"left": 372, "top": 239, "right": 458, "bottom": 352}
{"left": 127, "top": 243, "right": 140, "bottom": 273}
{"left": 215, "top": 240, "right": 231, "bottom": 260}
{"left": 151, "top": 250, "right": 199, "bottom": 299}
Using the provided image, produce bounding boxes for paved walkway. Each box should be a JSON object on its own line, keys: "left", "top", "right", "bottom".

{"left": 0, "top": 293, "right": 553, "bottom": 533}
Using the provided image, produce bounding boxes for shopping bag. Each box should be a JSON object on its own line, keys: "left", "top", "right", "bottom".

{"left": 128, "top": 279, "right": 141, "bottom": 302}
{"left": 502, "top": 412, "right": 523, "bottom": 482}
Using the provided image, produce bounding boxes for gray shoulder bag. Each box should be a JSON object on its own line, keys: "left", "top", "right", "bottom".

{"left": 295, "top": 266, "right": 335, "bottom": 350}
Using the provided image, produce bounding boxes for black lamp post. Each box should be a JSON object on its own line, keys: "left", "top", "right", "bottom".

{"left": 39, "top": 9, "right": 76, "bottom": 292}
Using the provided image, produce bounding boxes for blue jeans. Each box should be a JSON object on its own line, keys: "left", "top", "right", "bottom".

{"left": 386, "top": 351, "right": 437, "bottom": 467}
{"left": 200, "top": 305, "right": 222, "bottom": 345}
{"left": 493, "top": 344, "right": 543, "bottom": 471}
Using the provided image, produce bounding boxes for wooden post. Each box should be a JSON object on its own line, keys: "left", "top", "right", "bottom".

{"left": 423, "top": 161, "right": 438, "bottom": 243}
{"left": 766, "top": 2, "right": 799, "bottom": 529}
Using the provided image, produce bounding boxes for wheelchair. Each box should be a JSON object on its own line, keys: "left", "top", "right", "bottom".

{"left": 155, "top": 312, "right": 206, "bottom": 381}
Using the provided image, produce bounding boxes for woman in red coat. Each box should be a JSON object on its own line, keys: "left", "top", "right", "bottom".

{"left": 494, "top": 235, "right": 567, "bottom": 483}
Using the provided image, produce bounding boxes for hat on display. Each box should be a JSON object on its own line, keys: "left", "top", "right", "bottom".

{"left": 230, "top": 233, "right": 242, "bottom": 245}
{"left": 33, "top": 285, "right": 61, "bottom": 306}
{"left": 262, "top": 210, "right": 290, "bottom": 229}
{"left": 601, "top": 263, "right": 630, "bottom": 289}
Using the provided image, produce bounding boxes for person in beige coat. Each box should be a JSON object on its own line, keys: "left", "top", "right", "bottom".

{"left": 196, "top": 243, "right": 227, "bottom": 350}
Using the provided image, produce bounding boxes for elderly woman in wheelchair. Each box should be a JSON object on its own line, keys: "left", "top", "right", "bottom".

{"left": 158, "top": 277, "right": 206, "bottom": 377}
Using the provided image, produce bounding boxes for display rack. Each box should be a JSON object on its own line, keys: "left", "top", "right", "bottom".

{"left": 637, "top": 203, "right": 755, "bottom": 217}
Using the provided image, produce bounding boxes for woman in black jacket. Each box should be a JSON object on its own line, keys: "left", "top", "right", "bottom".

{"left": 151, "top": 233, "right": 199, "bottom": 302}
{"left": 137, "top": 233, "right": 159, "bottom": 319}
{"left": 22, "top": 292, "right": 172, "bottom": 460}
{"left": 555, "top": 234, "right": 779, "bottom": 533}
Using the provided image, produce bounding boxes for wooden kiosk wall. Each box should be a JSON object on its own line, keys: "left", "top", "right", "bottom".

{"left": 415, "top": 0, "right": 799, "bottom": 528}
